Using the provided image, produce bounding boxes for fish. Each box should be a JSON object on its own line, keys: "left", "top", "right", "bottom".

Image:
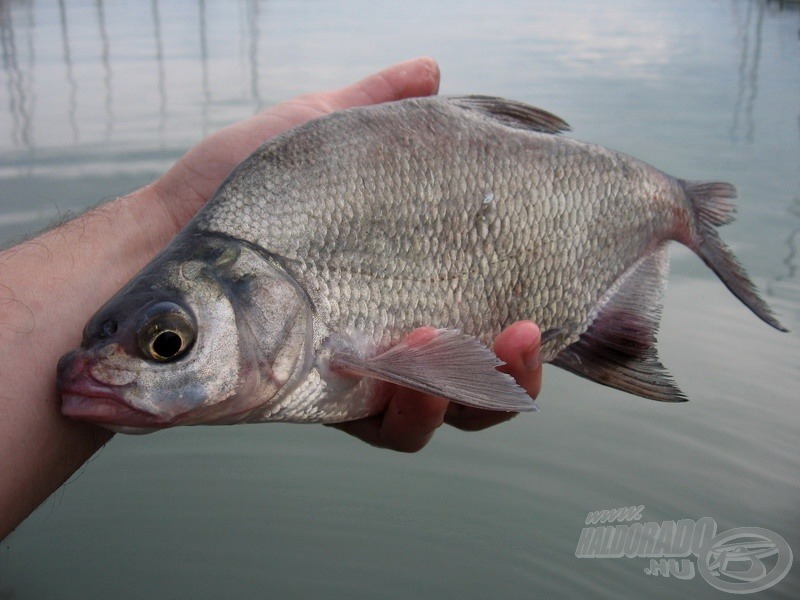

{"left": 57, "top": 95, "right": 786, "bottom": 433}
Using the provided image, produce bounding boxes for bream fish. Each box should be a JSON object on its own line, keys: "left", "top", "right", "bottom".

{"left": 57, "top": 96, "right": 786, "bottom": 433}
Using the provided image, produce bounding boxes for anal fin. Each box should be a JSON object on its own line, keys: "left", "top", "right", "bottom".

{"left": 329, "top": 329, "right": 537, "bottom": 412}
{"left": 552, "top": 247, "right": 687, "bottom": 402}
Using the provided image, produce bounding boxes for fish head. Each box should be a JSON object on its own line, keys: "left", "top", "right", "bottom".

{"left": 58, "top": 234, "right": 313, "bottom": 433}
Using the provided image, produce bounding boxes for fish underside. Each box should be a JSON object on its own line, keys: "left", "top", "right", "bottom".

{"left": 57, "top": 95, "right": 786, "bottom": 432}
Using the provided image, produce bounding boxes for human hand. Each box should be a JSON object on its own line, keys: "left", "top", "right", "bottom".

{"left": 329, "top": 321, "right": 543, "bottom": 452}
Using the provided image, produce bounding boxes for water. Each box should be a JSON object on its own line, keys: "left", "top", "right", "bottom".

{"left": 1, "top": 1, "right": 798, "bottom": 598}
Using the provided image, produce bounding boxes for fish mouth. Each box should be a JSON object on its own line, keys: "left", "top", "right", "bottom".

{"left": 61, "top": 390, "right": 170, "bottom": 429}
{"left": 57, "top": 349, "right": 261, "bottom": 430}
{"left": 58, "top": 352, "right": 170, "bottom": 430}
{"left": 60, "top": 376, "right": 173, "bottom": 429}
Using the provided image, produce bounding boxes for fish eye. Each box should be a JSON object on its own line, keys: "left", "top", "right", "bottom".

{"left": 150, "top": 330, "right": 184, "bottom": 360}
{"left": 137, "top": 302, "right": 196, "bottom": 363}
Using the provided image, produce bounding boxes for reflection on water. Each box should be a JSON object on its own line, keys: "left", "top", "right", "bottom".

{"left": 730, "top": 0, "right": 763, "bottom": 144}
{"left": 0, "top": 0, "right": 795, "bottom": 172}
{"left": 151, "top": 0, "right": 167, "bottom": 144}
{"left": 57, "top": 0, "right": 78, "bottom": 143}
{"left": 198, "top": 0, "right": 209, "bottom": 135}
{"left": 247, "top": 0, "right": 263, "bottom": 112}
{"left": 730, "top": 0, "right": 800, "bottom": 146}
{"left": 0, "top": 0, "right": 272, "bottom": 168}
{"left": 96, "top": 0, "right": 113, "bottom": 141}
{"left": 0, "top": 0, "right": 33, "bottom": 149}
{"left": 770, "top": 115, "right": 800, "bottom": 293}
{"left": 0, "top": 1, "right": 799, "bottom": 599}
{"left": 776, "top": 196, "right": 800, "bottom": 282}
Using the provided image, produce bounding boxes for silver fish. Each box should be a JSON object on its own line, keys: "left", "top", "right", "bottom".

{"left": 58, "top": 96, "right": 786, "bottom": 433}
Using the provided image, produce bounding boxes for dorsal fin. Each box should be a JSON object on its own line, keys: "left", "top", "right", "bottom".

{"left": 447, "top": 95, "right": 570, "bottom": 134}
{"left": 551, "top": 247, "right": 687, "bottom": 402}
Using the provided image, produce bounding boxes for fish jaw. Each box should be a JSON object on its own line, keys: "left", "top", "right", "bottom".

{"left": 58, "top": 350, "right": 171, "bottom": 431}
{"left": 61, "top": 394, "right": 167, "bottom": 433}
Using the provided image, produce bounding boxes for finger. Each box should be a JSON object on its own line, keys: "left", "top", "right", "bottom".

{"left": 493, "top": 320, "right": 543, "bottom": 399}
{"left": 328, "top": 326, "right": 447, "bottom": 453}
{"left": 375, "top": 327, "right": 447, "bottom": 451}
{"left": 322, "top": 56, "right": 441, "bottom": 111}
{"left": 249, "top": 56, "right": 440, "bottom": 144}
{"left": 444, "top": 321, "right": 542, "bottom": 430}
{"left": 327, "top": 414, "right": 383, "bottom": 447}
{"left": 327, "top": 388, "right": 449, "bottom": 453}
{"left": 378, "top": 389, "right": 449, "bottom": 453}
{"left": 443, "top": 403, "right": 519, "bottom": 431}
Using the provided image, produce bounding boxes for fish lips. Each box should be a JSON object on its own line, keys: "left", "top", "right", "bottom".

{"left": 57, "top": 351, "right": 260, "bottom": 430}
{"left": 58, "top": 350, "right": 169, "bottom": 431}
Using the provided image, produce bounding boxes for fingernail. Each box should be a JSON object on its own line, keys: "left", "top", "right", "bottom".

{"left": 523, "top": 341, "right": 541, "bottom": 371}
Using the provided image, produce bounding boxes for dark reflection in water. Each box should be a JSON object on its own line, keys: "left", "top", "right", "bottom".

{"left": 771, "top": 117, "right": 800, "bottom": 289}
{"left": 728, "top": 0, "right": 800, "bottom": 294}
{"left": 729, "top": 0, "right": 799, "bottom": 145}
{"left": 58, "top": 0, "right": 78, "bottom": 142}
{"left": 776, "top": 196, "right": 800, "bottom": 283}
{"left": 152, "top": 0, "right": 167, "bottom": 143}
{"left": 1, "top": 0, "right": 32, "bottom": 149}
{"left": 198, "top": 0, "right": 210, "bottom": 135}
{"left": 0, "top": 0, "right": 262, "bottom": 158}
{"left": 95, "top": 0, "right": 113, "bottom": 141}
{"left": 247, "top": 0, "right": 262, "bottom": 112}
{"left": 730, "top": 0, "right": 763, "bottom": 144}
{"left": 767, "top": 0, "right": 800, "bottom": 12}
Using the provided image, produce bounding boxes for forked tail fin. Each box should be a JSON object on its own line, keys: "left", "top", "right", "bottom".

{"left": 682, "top": 180, "right": 787, "bottom": 332}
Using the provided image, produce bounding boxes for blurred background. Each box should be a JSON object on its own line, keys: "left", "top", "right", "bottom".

{"left": 1, "top": 1, "right": 798, "bottom": 598}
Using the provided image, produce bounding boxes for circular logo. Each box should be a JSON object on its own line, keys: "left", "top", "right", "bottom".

{"left": 697, "top": 527, "right": 793, "bottom": 594}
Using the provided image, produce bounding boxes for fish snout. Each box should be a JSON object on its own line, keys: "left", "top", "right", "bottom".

{"left": 57, "top": 350, "right": 168, "bottom": 430}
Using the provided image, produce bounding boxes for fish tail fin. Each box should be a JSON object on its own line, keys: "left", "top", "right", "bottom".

{"left": 682, "top": 180, "right": 787, "bottom": 331}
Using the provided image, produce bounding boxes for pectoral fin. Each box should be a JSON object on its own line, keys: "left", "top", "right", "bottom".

{"left": 330, "top": 329, "right": 537, "bottom": 412}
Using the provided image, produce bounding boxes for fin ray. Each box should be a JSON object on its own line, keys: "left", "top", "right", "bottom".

{"left": 682, "top": 179, "right": 787, "bottom": 332}
{"left": 447, "top": 95, "right": 570, "bottom": 135}
{"left": 331, "top": 329, "right": 537, "bottom": 412}
{"left": 552, "top": 247, "right": 687, "bottom": 402}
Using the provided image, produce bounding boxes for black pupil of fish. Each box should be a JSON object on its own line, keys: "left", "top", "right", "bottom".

{"left": 152, "top": 331, "right": 183, "bottom": 360}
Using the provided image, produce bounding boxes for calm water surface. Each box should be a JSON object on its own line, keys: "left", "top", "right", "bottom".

{"left": 1, "top": 1, "right": 799, "bottom": 598}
